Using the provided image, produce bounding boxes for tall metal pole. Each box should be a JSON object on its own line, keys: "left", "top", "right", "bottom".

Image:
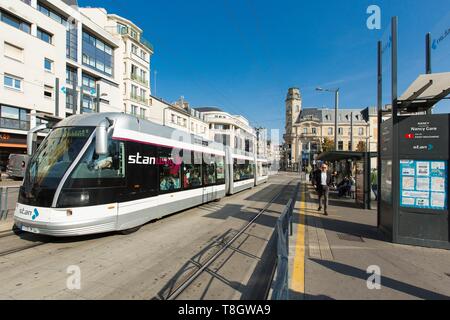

{"left": 426, "top": 33, "right": 432, "bottom": 115}
{"left": 335, "top": 89, "right": 339, "bottom": 151}
{"left": 377, "top": 41, "right": 382, "bottom": 228}
{"left": 426, "top": 33, "right": 432, "bottom": 74}
{"left": 391, "top": 16, "right": 399, "bottom": 242}
{"left": 154, "top": 70, "right": 158, "bottom": 97}
{"left": 350, "top": 111, "right": 354, "bottom": 151}
{"left": 96, "top": 83, "right": 100, "bottom": 113}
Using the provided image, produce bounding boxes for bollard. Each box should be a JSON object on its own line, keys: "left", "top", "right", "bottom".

{"left": 0, "top": 187, "right": 7, "bottom": 221}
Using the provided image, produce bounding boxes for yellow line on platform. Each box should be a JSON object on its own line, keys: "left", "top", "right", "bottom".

{"left": 291, "top": 184, "right": 306, "bottom": 296}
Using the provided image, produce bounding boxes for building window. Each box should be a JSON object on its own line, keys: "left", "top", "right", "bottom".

{"left": 66, "top": 66, "right": 77, "bottom": 86}
{"left": 4, "top": 75, "right": 22, "bottom": 90}
{"left": 65, "top": 92, "right": 75, "bottom": 110}
{"left": 131, "top": 105, "right": 138, "bottom": 116}
{"left": 171, "top": 114, "right": 176, "bottom": 123}
{"left": 117, "top": 23, "right": 128, "bottom": 35}
{"left": 328, "top": 127, "right": 333, "bottom": 136}
{"left": 4, "top": 42, "right": 23, "bottom": 62}
{"left": 130, "top": 29, "right": 138, "bottom": 39}
{"left": 82, "top": 31, "right": 114, "bottom": 76}
{"left": 358, "top": 128, "right": 364, "bottom": 136}
{"left": 82, "top": 73, "right": 96, "bottom": 94}
{"left": 312, "top": 128, "right": 317, "bottom": 135}
{"left": 44, "top": 58, "right": 53, "bottom": 72}
{"left": 131, "top": 44, "right": 138, "bottom": 55}
{"left": 140, "top": 108, "right": 146, "bottom": 119}
{"left": 140, "top": 50, "right": 147, "bottom": 61}
{"left": 0, "top": 10, "right": 31, "bottom": 33}
{"left": 338, "top": 128, "right": 344, "bottom": 136}
{"left": 348, "top": 141, "right": 353, "bottom": 151}
{"left": 66, "top": 21, "right": 78, "bottom": 61}
{"left": 37, "top": 28, "right": 52, "bottom": 44}
{"left": 37, "top": 2, "right": 67, "bottom": 25}
{"left": 0, "top": 105, "right": 29, "bottom": 130}
{"left": 303, "top": 128, "right": 308, "bottom": 134}
{"left": 131, "top": 64, "right": 138, "bottom": 75}
{"left": 338, "top": 141, "right": 344, "bottom": 151}
{"left": 82, "top": 95, "right": 95, "bottom": 113}
{"left": 44, "top": 85, "right": 53, "bottom": 98}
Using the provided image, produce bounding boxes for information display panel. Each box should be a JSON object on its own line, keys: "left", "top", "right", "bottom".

{"left": 400, "top": 160, "right": 447, "bottom": 210}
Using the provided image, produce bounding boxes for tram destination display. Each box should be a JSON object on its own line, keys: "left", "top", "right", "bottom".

{"left": 400, "top": 160, "right": 448, "bottom": 210}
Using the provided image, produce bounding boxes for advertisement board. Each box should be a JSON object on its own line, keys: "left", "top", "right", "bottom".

{"left": 400, "top": 160, "right": 447, "bottom": 210}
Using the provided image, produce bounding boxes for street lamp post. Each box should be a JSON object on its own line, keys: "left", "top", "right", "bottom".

{"left": 316, "top": 87, "right": 340, "bottom": 151}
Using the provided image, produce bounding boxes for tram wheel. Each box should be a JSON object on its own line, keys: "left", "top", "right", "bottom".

{"left": 118, "top": 226, "right": 142, "bottom": 235}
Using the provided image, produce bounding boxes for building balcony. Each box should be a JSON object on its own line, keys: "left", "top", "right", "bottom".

{"left": 300, "top": 133, "right": 320, "bottom": 138}
{"left": 130, "top": 93, "right": 149, "bottom": 105}
{"left": 140, "top": 37, "right": 154, "bottom": 52}
{"left": 0, "top": 118, "right": 30, "bottom": 131}
{"left": 131, "top": 73, "right": 149, "bottom": 86}
{"left": 115, "top": 26, "right": 154, "bottom": 52}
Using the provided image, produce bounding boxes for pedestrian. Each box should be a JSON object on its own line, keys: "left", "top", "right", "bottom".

{"left": 331, "top": 171, "right": 338, "bottom": 189}
{"left": 371, "top": 169, "right": 378, "bottom": 200}
{"left": 313, "top": 163, "right": 332, "bottom": 216}
{"left": 350, "top": 176, "right": 356, "bottom": 199}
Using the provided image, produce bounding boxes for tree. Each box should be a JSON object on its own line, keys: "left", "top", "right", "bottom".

{"left": 356, "top": 141, "right": 366, "bottom": 152}
{"left": 322, "top": 137, "right": 335, "bottom": 153}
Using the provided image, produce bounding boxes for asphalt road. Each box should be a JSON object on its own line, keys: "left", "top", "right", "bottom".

{"left": 0, "top": 173, "right": 298, "bottom": 300}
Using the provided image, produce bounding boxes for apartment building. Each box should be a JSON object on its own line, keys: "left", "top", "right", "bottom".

{"left": 0, "top": 0, "right": 122, "bottom": 165}
{"left": 79, "top": 7, "right": 154, "bottom": 121}
{"left": 195, "top": 107, "right": 256, "bottom": 154}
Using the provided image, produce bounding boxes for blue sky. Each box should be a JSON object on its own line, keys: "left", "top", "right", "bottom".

{"left": 78, "top": 0, "right": 449, "bottom": 132}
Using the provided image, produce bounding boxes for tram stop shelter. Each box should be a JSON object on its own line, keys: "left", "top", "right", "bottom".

{"left": 377, "top": 17, "right": 450, "bottom": 250}
{"left": 317, "top": 151, "right": 377, "bottom": 210}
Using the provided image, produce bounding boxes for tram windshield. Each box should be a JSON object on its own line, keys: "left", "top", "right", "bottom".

{"left": 20, "top": 127, "right": 94, "bottom": 207}
{"left": 25, "top": 127, "right": 93, "bottom": 189}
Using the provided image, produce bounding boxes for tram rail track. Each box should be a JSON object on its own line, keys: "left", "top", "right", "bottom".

{"left": 158, "top": 179, "right": 297, "bottom": 300}
{"left": 0, "top": 242, "right": 46, "bottom": 258}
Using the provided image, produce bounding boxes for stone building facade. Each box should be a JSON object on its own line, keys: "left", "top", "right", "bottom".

{"left": 283, "top": 88, "right": 378, "bottom": 170}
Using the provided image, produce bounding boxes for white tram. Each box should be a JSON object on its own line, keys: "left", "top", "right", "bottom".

{"left": 14, "top": 113, "right": 268, "bottom": 236}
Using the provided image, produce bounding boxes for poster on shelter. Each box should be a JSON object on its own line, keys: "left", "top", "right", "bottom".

{"left": 400, "top": 160, "right": 447, "bottom": 210}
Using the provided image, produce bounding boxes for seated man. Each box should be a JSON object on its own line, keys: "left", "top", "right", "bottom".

{"left": 337, "top": 177, "right": 351, "bottom": 197}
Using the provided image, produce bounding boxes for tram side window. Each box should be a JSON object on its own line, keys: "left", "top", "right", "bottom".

{"left": 183, "top": 151, "right": 202, "bottom": 189}
{"left": 234, "top": 159, "right": 254, "bottom": 182}
{"left": 216, "top": 155, "right": 225, "bottom": 184}
{"left": 262, "top": 163, "right": 269, "bottom": 176}
{"left": 159, "top": 147, "right": 182, "bottom": 192}
{"left": 203, "top": 153, "right": 216, "bottom": 186}
{"left": 67, "top": 138, "right": 126, "bottom": 187}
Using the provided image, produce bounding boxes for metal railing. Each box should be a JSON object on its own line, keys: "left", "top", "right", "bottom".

{"left": 131, "top": 73, "right": 149, "bottom": 86}
{"left": 130, "top": 93, "right": 149, "bottom": 105}
{"left": 0, "top": 187, "right": 20, "bottom": 221}
{"left": 271, "top": 183, "right": 300, "bottom": 300}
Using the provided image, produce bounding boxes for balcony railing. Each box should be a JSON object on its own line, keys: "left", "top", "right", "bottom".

{"left": 131, "top": 73, "right": 149, "bottom": 86}
{"left": 0, "top": 118, "right": 30, "bottom": 131}
{"left": 140, "top": 37, "right": 154, "bottom": 52}
{"left": 130, "top": 93, "right": 149, "bottom": 105}
{"left": 115, "top": 26, "right": 154, "bottom": 52}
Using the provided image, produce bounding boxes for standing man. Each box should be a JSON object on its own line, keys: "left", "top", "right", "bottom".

{"left": 314, "top": 163, "right": 332, "bottom": 216}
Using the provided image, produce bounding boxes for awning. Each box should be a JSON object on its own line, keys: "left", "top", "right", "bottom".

{"left": 317, "top": 151, "right": 377, "bottom": 162}
{"left": 397, "top": 72, "right": 450, "bottom": 113}
{"left": 0, "top": 143, "right": 27, "bottom": 149}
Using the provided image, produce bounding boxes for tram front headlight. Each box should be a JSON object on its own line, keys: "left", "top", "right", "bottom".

{"left": 58, "top": 191, "right": 91, "bottom": 207}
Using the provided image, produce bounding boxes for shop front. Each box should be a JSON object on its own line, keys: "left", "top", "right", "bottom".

{"left": 0, "top": 133, "right": 27, "bottom": 171}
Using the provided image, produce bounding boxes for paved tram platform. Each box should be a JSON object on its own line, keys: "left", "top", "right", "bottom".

{"left": 288, "top": 181, "right": 450, "bottom": 300}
